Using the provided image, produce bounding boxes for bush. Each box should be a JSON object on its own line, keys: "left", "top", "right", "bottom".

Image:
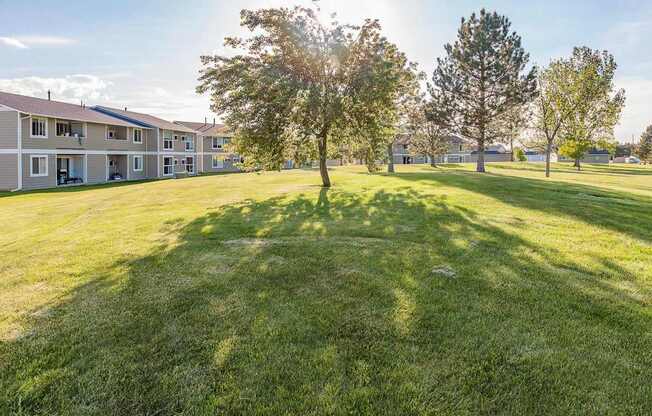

{"left": 515, "top": 148, "right": 527, "bottom": 161}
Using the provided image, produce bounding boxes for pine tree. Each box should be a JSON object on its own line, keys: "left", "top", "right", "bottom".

{"left": 430, "top": 9, "right": 537, "bottom": 172}
{"left": 638, "top": 126, "right": 652, "bottom": 163}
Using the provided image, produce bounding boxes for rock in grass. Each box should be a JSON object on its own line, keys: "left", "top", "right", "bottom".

{"left": 431, "top": 265, "right": 456, "bottom": 279}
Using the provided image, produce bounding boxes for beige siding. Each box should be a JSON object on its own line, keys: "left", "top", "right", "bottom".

{"left": 0, "top": 110, "right": 18, "bottom": 149}
{"left": 0, "top": 154, "right": 18, "bottom": 190}
{"left": 21, "top": 118, "right": 150, "bottom": 152}
{"left": 22, "top": 153, "right": 56, "bottom": 190}
{"left": 87, "top": 154, "right": 106, "bottom": 184}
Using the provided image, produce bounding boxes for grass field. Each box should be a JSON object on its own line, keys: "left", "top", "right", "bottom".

{"left": 1, "top": 162, "right": 651, "bottom": 415}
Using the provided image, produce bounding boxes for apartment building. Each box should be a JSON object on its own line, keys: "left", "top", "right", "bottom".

{"left": 0, "top": 91, "right": 156, "bottom": 191}
{"left": 174, "top": 120, "right": 241, "bottom": 173}
{"left": 0, "top": 91, "right": 213, "bottom": 191}
{"left": 93, "top": 107, "right": 199, "bottom": 178}
{"left": 392, "top": 134, "right": 512, "bottom": 164}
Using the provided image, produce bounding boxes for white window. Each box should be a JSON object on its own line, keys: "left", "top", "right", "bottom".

{"left": 30, "top": 155, "right": 48, "bottom": 177}
{"left": 163, "top": 137, "right": 173, "bottom": 150}
{"left": 107, "top": 128, "right": 116, "bottom": 139}
{"left": 163, "top": 157, "right": 174, "bottom": 175}
{"left": 212, "top": 155, "right": 224, "bottom": 169}
{"left": 31, "top": 117, "right": 48, "bottom": 138}
{"left": 186, "top": 157, "right": 194, "bottom": 173}
{"left": 133, "top": 155, "right": 143, "bottom": 171}
{"left": 133, "top": 129, "right": 143, "bottom": 144}
{"left": 212, "top": 137, "right": 222, "bottom": 149}
{"left": 185, "top": 137, "right": 194, "bottom": 151}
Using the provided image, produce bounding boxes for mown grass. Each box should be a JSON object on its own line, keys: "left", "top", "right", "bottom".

{"left": 1, "top": 162, "right": 651, "bottom": 415}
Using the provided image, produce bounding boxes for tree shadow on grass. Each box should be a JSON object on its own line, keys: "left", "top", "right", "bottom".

{"left": 387, "top": 169, "right": 652, "bottom": 244}
{"left": 489, "top": 162, "right": 652, "bottom": 177}
{"left": 1, "top": 188, "right": 651, "bottom": 414}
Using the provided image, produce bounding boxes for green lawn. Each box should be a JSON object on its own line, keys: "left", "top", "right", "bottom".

{"left": 1, "top": 163, "right": 651, "bottom": 415}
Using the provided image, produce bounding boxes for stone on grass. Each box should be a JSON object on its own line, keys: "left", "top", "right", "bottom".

{"left": 431, "top": 265, "right": 456, "bottom": 279}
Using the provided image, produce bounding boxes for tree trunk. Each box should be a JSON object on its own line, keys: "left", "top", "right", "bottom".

{"left": 387, "top": 142, "right": 395, "bottom": 173}
{"left": 574, "top": 158, "right": 581, "bottom": 171}
{"left": 510, "top": 138, "right": 515, "bottom": 162}
{"left": 430, "top": 153, "right": 437, "bottom": 167}
{"left": 476, "top": 141, "right": 486, "bottom": 173}
{"left": 545, "top": 141, "right": 552, "bottom": 178}
{"left": 317, "top": 135, "right": 331, "bottom": 187}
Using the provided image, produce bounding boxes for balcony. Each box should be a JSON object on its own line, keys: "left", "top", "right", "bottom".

{"left": 56, "top": 120, "right": 85, "bottom": 141}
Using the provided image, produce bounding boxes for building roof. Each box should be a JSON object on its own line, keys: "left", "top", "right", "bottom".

{"left": 174, "top": 120, "right": 232, "bottom": 136}
{"left": 395, "top": 134, "right": 465, "bottom": 146}
{"left": 93, "top": 106, "right": 196, "bottom": 133}
{"left": 0, "top": 90, "right": 144, "bottom": 127}
{"left": 587, "top": 149, "right": 610, "bottom": 155}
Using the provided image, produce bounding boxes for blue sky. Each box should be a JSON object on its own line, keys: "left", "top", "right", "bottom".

{"left": 1, "top": 0, "right": 651, "bottom": 142}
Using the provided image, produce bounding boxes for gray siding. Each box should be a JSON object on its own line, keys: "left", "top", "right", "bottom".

{"left": 202, "top": 154, "right": 240, "bottom": 173}
{"left": 87, "top": 154, "right": 106, "bottom": 184}
{"left": 21, "top": 117, "right": 150, "bottom": 152}
{"left": 22, "top": 153, "right": 56, "bottom": 190}
{"left": 0, "top": 154, "right": 18, "bottom": 190}
{"left": 129, "top": 154, "right": 147, "bottom": 180}
{"left": 0, "top": 110, "right": 18, "bottom": 149}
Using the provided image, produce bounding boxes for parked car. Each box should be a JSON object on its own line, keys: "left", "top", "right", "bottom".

{"left": 625, "top": 156, "right": 641, "bottom": 164}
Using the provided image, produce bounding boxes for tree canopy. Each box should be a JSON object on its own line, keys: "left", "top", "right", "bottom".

{"left": 558, "top": 47, "right": 625, "bottom": 170}
{"left": 430, "top": 8, "right": 537, "bottom": 172}
{"left": 197, "top": 6, "right": 414, "bottom": 187}
{"left": 637, "top": 125, "right": 652, "bottom": 163}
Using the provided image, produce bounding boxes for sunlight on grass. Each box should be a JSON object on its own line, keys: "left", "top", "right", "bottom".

{"left": 1, "top": 163, "right": 651, "bottom": 414}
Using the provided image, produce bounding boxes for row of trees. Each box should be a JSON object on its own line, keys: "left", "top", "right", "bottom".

{"left": 197, "top": 5, "right": 628, "bottom": 186}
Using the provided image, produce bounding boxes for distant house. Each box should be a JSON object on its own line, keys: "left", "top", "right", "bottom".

{"left": 559, "top": 148, "right": 611, "bottom": 164}
{"left": 391, "top": 135, "right": 511, "bottom": 164}
{"left": 525, "top": 150, "right": 558, "bottom": 162}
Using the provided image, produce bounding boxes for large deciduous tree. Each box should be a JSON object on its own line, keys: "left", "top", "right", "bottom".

{"left": 638, "top": 126, "right": 652, "bottom": 163}
{"left": 559, "top": 47, "right": 625, "bottom": 171}
{"left": 197, "top": 6, "right": 412, "bottom": 187}
{"left": 430, "top": 9, "right": 537, "bottom": 172}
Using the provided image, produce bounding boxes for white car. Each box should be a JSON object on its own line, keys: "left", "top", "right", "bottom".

{"left": 625, "top": 156, "right": 641, "bottom": 164}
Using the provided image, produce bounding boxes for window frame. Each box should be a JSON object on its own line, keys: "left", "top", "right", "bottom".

{"left": 30, "top": 117, "right": 48, "bottom": 138}
{"left": 185, "top": 136, "right": 194, "bottom": 151}
{"left": 133, "top": 155, "right": 143, "bottom": 172}
{"left": 163, "top": 137, "right": 174, "bottom": 150}
{"left": 163, "top": 156, "right": 174, "bottom": 176}
{"left": 106, "top": 127, "right": 116, "bottom": 140}
{"left": 133, "top": 128, "right": 143, "bottom": 144}
{"left": 212, "top": 155, "right": 224, "bottom": 169}
{"left": 30, "top": 155, "right": 48, "bottom": 177}
{"left": 186, "top": 156, "right": 194, "bottom": 173}
{"left": 211, "top": 137, "right": 222, "bottom": 150}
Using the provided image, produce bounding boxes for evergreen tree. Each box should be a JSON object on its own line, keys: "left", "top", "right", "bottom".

{"left": 430, "top": 9, "right": 537, "bottom": 172}
{"left": 637, "top": 125, "right": 652, "bottom": 163}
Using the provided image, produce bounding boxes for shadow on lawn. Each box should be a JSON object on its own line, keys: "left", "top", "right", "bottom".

{"left": 387, "top": 169, "right": 652, "bottom": 244}
{"left": 489, "top": 162, "right": 652, "bottom": 177}
{"left": 1, "top": 187, "right": 651, "bottom": 414}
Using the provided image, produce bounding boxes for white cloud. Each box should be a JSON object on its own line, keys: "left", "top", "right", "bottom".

{"left": 0, "top": 35, "right": 76, "bottom": 49}
{"left": 0, "top": 37, "right": 27, "bottom": 49}
{"left": 0, "top": 75, "right": 112, "bottom": 102}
